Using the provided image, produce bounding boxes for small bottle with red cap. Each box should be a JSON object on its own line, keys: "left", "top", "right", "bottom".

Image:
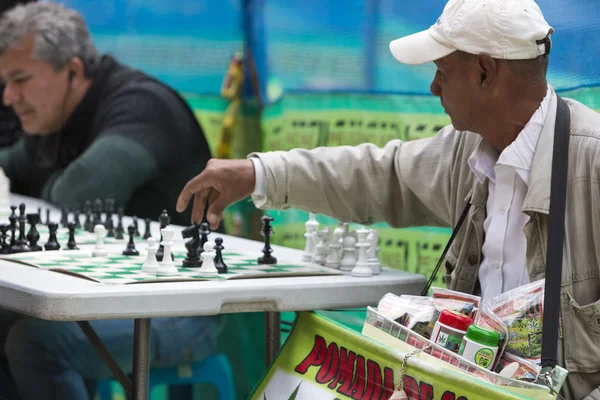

{"left": 430, "top": 309, "right": 473, "bottom": 353}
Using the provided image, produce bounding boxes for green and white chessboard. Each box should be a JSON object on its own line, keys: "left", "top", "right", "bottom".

{"left": 0, "top": 250, "right": 344, "bottom": 284}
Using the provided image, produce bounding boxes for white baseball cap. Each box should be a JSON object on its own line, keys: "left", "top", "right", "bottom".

{"left": 389, "top": 0, "right": 554, "bottom": 65}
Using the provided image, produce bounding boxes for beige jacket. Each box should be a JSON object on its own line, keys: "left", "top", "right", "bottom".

{"left": 252, "top": 89, "right": 600, "bottom": 400}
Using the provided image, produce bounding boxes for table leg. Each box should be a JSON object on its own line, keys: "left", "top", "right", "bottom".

{"left": 132, "top": 318, "right": 151, "bottom": 400}
{"left": 265, "top": 311, "right": 281, "bottom": 367}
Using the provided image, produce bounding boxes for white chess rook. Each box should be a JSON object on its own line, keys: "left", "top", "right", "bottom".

{"left": 351, "top": 228, "right": 373, "bottom": 277}
{"left": 157, "top": 228, "right": 178, "bottom": 276}
{"left": 197, "top": 241, "right": 218, "bottom": 275}
{"left": 92, "top": 224, "right": 108, "bottom": 257}
{"left": 142, "top": 237, "right": 160, "bottom": 274}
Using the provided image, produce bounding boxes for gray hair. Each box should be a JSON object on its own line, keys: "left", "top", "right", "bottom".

{"left": 0, "top": 2, "right": 100, "bottom": 76}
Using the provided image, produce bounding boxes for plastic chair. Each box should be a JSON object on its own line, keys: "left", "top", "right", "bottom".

{"left": 95, "top": 354, "right": 235, "bottom": 400}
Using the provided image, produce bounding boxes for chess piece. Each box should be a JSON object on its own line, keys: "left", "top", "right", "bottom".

{"left": 105, "top": 199, "right": 115, "bottom": 237}
{"left": 143, "top": 218, "right": 152, "bottom": 239}
{"left": 142, "top": 237, "right": 160, "bottom": 274}
{"left": 122, "top": 225, "right": 139, "bottom": 256}
{"left": 74, "top": 209, "right": 82, "bottom": 230}
{"left": 60, "top": 207, "right": 68, "bottom": 228}
{"left": 302, "top": 213, "right": 319, "bottom": 262}
{"left": 351, "top": 228, "right": 373, "bottom": 277}
{"left": 367, "top": 229, "right": 382, "bottom": 274}
{"left": 213, "top": 237, "right": 228, "bottom": 273}
{"left": 115, "top": 207, "right": 125, "bottom": 239}
{"left": 12, "top": 208, "right": 30, "bottom": 253}
{"left": 340, "top": 235, "right": 357, "bottom": 271}
{"left": 26, "top": 213, "right": 42, "bottom": 252}
{"left": 92, "top": 225, "right": 108, "bottom": 257}
{"left": 325, "top": 229, "right": 343, "bottom": 269}
{"left": 45, "top": 208, "right": 51, "bottom": 226}
{"left": 258, "top": 215, "right": 277, "bottom": 264}
{"left": 181, "top": 223, "right": 201, "bottom": 268}
{"left": 198, "top": 222, "right": 210, "bottom": 258}
{"left": 197, "top": 241, "right": 218, "bottom": 276}
{"left": 0, "top": 224, "right": 10, "bottom": 254}
{"left": 156, "top": 209, "right": 173, "bottom": 262}
{"left": 8, "top": 205, "right": 16, "bottom": 248}
{"left": 312, "top": 227, "right": 330, "bottom": 265}
{"left": 157, "top": 228, "right": 178, "bottom": 275}
{"left": 93, "top": 198, "right": 103, "bottom": 227}
{"left": 133, "top": 216, "right": 140, "bottom": 237}
{"left": 83, "top": 200, "right": 92, "bottom": 231}
{"left": 44, "top": 223, "right": 61, "bottom": 251}
{"left": 66, "top": 222, "right": 79, "bottom": 250}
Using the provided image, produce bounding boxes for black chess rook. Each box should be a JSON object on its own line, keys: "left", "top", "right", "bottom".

{"left": 45, "top": 223, "right": 61, "bottom": 251}
{"left": 66, "top": 222, "right": 79, "bottom": 250}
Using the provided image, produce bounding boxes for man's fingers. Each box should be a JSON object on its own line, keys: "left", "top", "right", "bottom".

{"left": 206, "top": 189, "right": 226, "bottom": 230}
{"left": 176, "top": 172, "right": 212, "bottom": 213}
{"left": 191, "top": 188, "right": 210, "bottom": 223}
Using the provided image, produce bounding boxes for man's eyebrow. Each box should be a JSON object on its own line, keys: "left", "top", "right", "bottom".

{"left": 4, "top": 69, "right": 28, "bottom": 79}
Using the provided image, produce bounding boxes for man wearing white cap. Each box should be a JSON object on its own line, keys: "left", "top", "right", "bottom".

{"left": 176, "top": 0, "right": 600, "bottom": 398}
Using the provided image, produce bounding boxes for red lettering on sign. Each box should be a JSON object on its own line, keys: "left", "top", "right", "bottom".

{"left": 333, "top": 348, "right": 356, "bottom": 394}
{"left": 349, "top": 356, "right": 366, "bottom": 399}
{"left": 419, "top": 381, "right": 434, "bottom": 400}
{"left": 403, "top": 376, "right": 420, "bottom": 399}
{"left": 363, "top": 360, "right": 383, "bottom": 400}
{"left": 382, "top": 367, "right": 395, "bottom": 399}
{"left": 441, "top": 390, "right": 456, "bottom": 400}
{"left": 295, "top": 335, "right": 326, "bottom": 374}
{"left": 316, "top": 341, "right": 339, "bottom": 384}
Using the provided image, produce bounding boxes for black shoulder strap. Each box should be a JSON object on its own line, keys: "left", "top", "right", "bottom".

{"left": 541, "top": 95, "right": 571, "bottom": 368}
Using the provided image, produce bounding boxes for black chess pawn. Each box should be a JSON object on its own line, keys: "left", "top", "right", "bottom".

{"left": 61, "top": 207, "right": 69, "bottom": 228}
{"left": 66, "top": 222, "right": 79, "bottom": 250}
{"left": 105, "top": 199, "right": 115, "bottom": 237}
{"left": 213, "top": 237, "right": 228, "bottom": 273}
{"left": 258, "top": 215, "right": 277, "bottom": 264}
{"left": 0, "top": 224, "right": 10, "bottom": 254}
{"left": 115, "top": 207, "right": 125, "bottom": 239}
{"left": 156, "top": 209, "right": 173, "bottom": 262}
{"left": 198, "top": 222, "right": 211, "bottom": 258}
{"left": 143, "top": 218, "right": 152, "bottom": 239}
{"left": 83, "top": 200, "right": 92, "bottom": 231}
{"left": 181, "top": 223, "right": 201, "bottom": 268}
{"left": 74, "top": 209, "right": 82, "bottom": 230}
{"left": 45, "top": 209, "right": 51, "bottom": 226}
{"left": 122, "top": 225, "right": 139, "bottom": 256}
{"left": 44, "top": 223, "right": 61, "bottom": 251}
{"left": 133, "top": 216, "right": 140, "bottom": 237}
{"left": 26, "top": 213, "right": 42, "bottom": 251}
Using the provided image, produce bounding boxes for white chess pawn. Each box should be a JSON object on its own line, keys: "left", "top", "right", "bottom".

{"left": 157, "top": 228, "right": 178, "bottom": 276}
{"left": 197, "top": 241, "right": 218, "bottom": 276}
{"left": 340, "top": 235, "right": 357, "bottom": 271}
{"left": 92, "top": 224, "right": 108, "bottom": 257}
{"left": 142, "top": 237, "right": 160, "bottom": 274}
{"left": 312, "top": 227, "right": 329, "bottom": 265}
{"left": 367, "top": 229, "right": 382, "bottom": 275}
{"left": 302, "top": 213, "right": 319, "bottom": 262}
{"left": 325, "top": 230, "right": 343, "bottom": 269}
{"left": 351, "top": 228, "right": 373, "bottom": 277}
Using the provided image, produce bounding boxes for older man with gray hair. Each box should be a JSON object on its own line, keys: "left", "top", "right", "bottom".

{"left": 0, "top": 2, "right": 222, "bottom": 400}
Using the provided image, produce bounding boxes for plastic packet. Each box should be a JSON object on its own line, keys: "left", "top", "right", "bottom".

{"left": 474, "top": 303, "right": 509, "bottom": 370}
{"left": 426, "top": 288, "right": 481, "bottom": 338}
{"left": 377, "top": 293, "right": 434, "bottom": 337}
{"left": 488, "top": 280, "right": 545, "bottom": 364}
{"left": 494, "top": 352, "right": 541, "bottom": 382}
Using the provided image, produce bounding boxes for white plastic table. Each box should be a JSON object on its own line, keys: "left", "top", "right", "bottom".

{"left": 0, "top": 194, "right": 427, "bottom": 400}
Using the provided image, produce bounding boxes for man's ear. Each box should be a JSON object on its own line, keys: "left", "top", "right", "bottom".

{"left": 65, "top": 57, "right": 86, "bottom": 85}
{"left": 477, "top": 53, "right": 497, "bottom": 90}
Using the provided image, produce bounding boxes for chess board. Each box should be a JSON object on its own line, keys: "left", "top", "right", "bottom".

{"left": 33, "top": 225, "right": 147, "bottom": 246}
{"left": 0, "top": 250, "right": 344, "bottom": 284}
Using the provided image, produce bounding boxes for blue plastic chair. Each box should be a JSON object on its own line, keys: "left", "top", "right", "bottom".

{"left": 96, "top": 354, "right": 235, "bottom": 400}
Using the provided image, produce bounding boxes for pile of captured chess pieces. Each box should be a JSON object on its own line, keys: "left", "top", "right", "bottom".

{"left": 302, "top": 213, "right": 382, "bottom": 277}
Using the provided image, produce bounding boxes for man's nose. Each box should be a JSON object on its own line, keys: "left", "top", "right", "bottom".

{"left": 2, "top": 81, "right": 17, "bottom": 106}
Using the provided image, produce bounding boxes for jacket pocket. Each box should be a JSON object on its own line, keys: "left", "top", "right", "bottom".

{"left": 562, "top": 292, "right": 600, "bottom": 373}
